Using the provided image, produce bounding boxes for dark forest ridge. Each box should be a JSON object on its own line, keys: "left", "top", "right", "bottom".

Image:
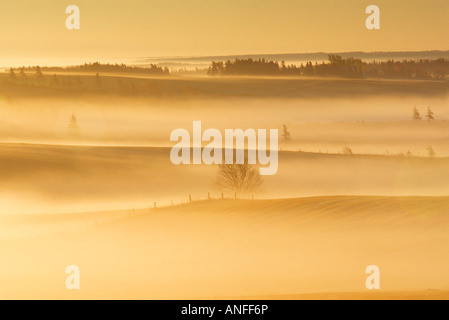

{"left": 207, "top": 56, "right": 448, "bottom": 79}
{"left": 18, "top": 62, "right": 170, "bottom": 75}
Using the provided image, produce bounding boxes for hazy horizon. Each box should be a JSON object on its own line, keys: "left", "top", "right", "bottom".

{"left": 1, "top": 0, "right": 448, "bottom": 301}
{"left": 1, "top": 49, "right": 449, "bottom": 71}
{"left": 0, "top": 0, "right": 448, "bottom": 67}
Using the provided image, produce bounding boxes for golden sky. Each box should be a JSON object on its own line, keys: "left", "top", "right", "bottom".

{"left": 0, "top": 0, "right": 447, "bottom": 64}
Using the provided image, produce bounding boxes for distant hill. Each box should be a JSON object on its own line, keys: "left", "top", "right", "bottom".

{"left": 139, "top": 50, "right": 449, "bottom": 70}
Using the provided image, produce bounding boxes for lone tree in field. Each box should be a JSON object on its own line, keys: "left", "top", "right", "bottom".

{"left": 426, "top": 107, "right": 435, "bottom": 121}
{"left": 281, "top": 124, "right": 291, "bottom": 142}
{"left": 426, "top": 146, "right": 436, "bottom": 158}
{"left": 413, "top": 107, "right": 422, "bottom": 121}
{"left": 69, "top": 114, "right": 80, "bottom": 131}
{"left": 216, "top": 162, "right": 262, "bottom": 196}
{"left": 342, "top": 145, "right": 353, "bottom": 155}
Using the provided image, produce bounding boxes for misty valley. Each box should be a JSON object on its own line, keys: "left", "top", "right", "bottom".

{"left": 0, "top": 66, "right": 448, "bottom": 300}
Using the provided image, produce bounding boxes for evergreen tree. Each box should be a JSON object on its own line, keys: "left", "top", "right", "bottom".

{"left": 413, "top": 107, "right": 422, "bottom": 121}
{"left": 426, "top": 107, "right": 435, "bottom": 121}
{"left": 35, "top": 66, "right": 44, "bottom": 82}
{"left": 69, "top": 114, "right": 79, "bottom": 130}
{"left": 8, "top": 68, "right": 16, "bottom": 81}
{"left": 281, "top": 124, "right": 291, "bottom": 142}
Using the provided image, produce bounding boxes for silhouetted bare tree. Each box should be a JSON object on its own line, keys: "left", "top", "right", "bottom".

{"left": 216, "top": 162, "right": 262, "bottom": 195}
{"left": 342, "top": 145, "right": 353, "bottom": 155}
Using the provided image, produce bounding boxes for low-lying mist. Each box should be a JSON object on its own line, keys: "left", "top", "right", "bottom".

{"left": 0, "top": 95, "right": 447, "bottom": 153}
{"left": 1, "top": 144, "right": 448, "bottom": 215}
{"left": 0, "top": 76, "right": 447, "bottom": 215}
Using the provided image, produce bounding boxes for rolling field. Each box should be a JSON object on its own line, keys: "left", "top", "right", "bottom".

{"left": 0, "top": 74, "right": 447, "bottom": 300}
{"left": 0, "top": 73, "right": 447, "bottom": 99}
{"left": 0, "top": 196, "right": 448, "bottom": 299}
{"left": 1, "top": 143, "right": 449, "bottom": 215}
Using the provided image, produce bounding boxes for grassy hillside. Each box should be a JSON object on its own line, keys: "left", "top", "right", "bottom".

{"left": 1, "top": 143, "right": 449, "bottom": 215}
{"left": 0, "top": 72, "right": 447, "bottom": 99}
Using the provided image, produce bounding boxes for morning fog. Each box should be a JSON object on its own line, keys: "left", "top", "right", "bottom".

{"left": 170, "top": 121, "right": 278, "bottom": 175}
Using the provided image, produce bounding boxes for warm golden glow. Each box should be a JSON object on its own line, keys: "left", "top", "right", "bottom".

{"left": 0, "top": 0, "right": 448, "bottom": 301}
{"left": 0, "top": 0, "right": 447, "bottom": 66}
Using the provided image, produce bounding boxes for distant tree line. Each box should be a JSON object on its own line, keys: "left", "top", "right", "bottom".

{"left": 4, "top": 67, "right": 170, "bottom": 97}
{"left": 207, "top": 55, "right": 449, "bottom": 80}
{"left": 7, "top": 66, "right": 83, "bottom": 87}
{"left": 20, "top": 62, "right": 169, "bottom": 75}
